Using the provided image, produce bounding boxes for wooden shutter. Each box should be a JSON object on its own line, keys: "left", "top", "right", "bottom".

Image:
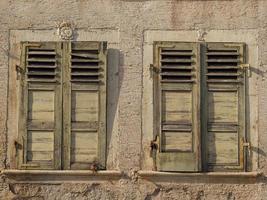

{"left": 63, "top": 41, "right": 107, "bottom": 170}
{"left": 153, "top": 42, "right": 201, "bottom": 172}
{"left": 18, "top": 42, "right": 62, "bottom": 169}
{"left": 203, "top": 42, "right": 246, "bottom": 171}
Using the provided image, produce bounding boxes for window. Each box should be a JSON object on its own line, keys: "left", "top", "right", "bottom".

{"left": 152, "top": 41, "right": 248, "bottom": 172}
{"left": 17, "top": 41, "right": 107, "bottom": 170}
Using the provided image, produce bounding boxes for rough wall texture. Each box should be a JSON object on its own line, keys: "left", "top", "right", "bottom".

{"left": 0, "top": 0, "right": 267, "bottom": 199}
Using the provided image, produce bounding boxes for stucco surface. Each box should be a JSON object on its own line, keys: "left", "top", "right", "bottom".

{"left": 0, "top": 0, "right": 267, "bottom": 199}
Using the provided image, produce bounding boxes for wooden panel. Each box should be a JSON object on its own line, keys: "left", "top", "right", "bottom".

{"left": 71, "top": 91, "right": 98, "bottom": 124}
{"left": 27, "top": 131, "right": 54, "bottom": 161}
{"left": 154, "top": 42, "right": 201, "bottom": 172}
{"left": 162, "top": 131, "right": 192, "bottom": 152}
{"left": 208, "top": 91, "right": 238, "bottom": 123}
{"left": 63, "top": 41, "right": 107, "bottom": 170}
{"left": 28, "top": 91, "right": 55, "bottom": 123}
{"left": 208, "top": 132, "right": 239, "bottom": 164}
{"left": 162, "top": 91, "right": 192, "bottom": 124}
{"left": 158, "top": 152, "right": 197, "bottom": 172}
{"left": 71, "top": 131, "right": 98, "bottom": 163}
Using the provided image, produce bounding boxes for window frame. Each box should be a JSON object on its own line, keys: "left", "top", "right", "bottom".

{"left": 17, "top": 41, "right": 107, "bottom": 170}
{"left": 152, "top": 41, "right": 249, "bottom": 172}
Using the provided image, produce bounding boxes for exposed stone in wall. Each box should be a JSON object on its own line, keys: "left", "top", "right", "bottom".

{"left": 0, "top": 176, "right": 267, "bottom": 200}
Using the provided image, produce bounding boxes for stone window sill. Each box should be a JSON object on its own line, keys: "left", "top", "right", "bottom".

{"left": 138, "top": 171, "right": 264, "bottom": 184}
{"left": 2, "top": 170, "right": 264, "bottom": 184}
{"left": 2, "top": 170, "right": 123, "bottom": 183}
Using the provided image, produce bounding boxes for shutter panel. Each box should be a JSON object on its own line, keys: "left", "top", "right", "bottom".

{"left": 153, "top": 42, "right": 201, "bottom": 172}
{"left": 63, "top": 41, "right": 107, "bottom": 170}
{"left": 18, "top": 42, "right": 62, "bottom": 169}
{"left": 204, "top": 42, "right": 246, "bottom": 171}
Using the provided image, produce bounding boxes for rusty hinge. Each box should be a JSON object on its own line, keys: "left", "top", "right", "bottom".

{"left": 243, "top": 140, "right": 251, "bottom": 156}
{"left": 89, "top": 161, "right": 101, "bottom": 173}
{"left": 150, "top": 135, "right": 159, "bottom": 171}
{"left": 240, "top": 63, "right": 251, "bottom": 77}
{"left": 150, "top": 135, "right": 159, "bottom": 151}
{"left": 16, "top": 65, "right": 24, "bottom": 80}
{"left": 150, "top": 64, "right": 160, "bottom": 77}
{"left": 14, "top": 140, "right": 22, "bottom": 157}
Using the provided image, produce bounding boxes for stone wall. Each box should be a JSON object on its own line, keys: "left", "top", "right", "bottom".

{"left": 0, "top": 0, "right": 267, "bottom": 199}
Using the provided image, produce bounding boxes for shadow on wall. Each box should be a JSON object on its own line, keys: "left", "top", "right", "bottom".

{"left": 106, "top": 48, "right": 122, "bottom": 168}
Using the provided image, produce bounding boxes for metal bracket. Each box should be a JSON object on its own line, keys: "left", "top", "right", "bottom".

{"left": 242, "top": 135, "right": 251, "bottom": 159}
{"left": 16, "top": 65, "right": 24, "bottom": 80}
{"left": 150, "top": 135, "right": 159, "bottom": 171}
{"left": 150, "top": 135, "right": 159, "bottom": 150}
{"left": 89, "top": 161, "right": 100, "bottom": 173}
{"left": 150, "top": 64, "right": 160, "bottom": 73}
{"left": 240, "top": 63, "right": 251, "bottom": 77}
{"left": 243, "top": 140, "right": 251, "bottom": 156}
{"left": 149, "top": 64, "right": 160, "bottom": 78}
{"left": 14, "top": 140, "right": 22, "bottom": 157}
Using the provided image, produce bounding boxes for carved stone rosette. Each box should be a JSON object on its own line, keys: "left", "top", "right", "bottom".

{"left": 57, "top": 21, "right": 74, "bottom": 40}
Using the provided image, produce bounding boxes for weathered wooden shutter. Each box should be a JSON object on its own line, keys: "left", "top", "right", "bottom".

{"left": 153, "top": 42, "right": 201, "bottom": 172}
{"left": 18, "top": 42, "right": 62, "bottom": 169}
{"left": 63, "top": 41, "right": 107, "bottom": 170}
{"left": 203, "top": 42, "right": 246, "bottom": 171}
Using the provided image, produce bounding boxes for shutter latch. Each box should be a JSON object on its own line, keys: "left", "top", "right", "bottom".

{"left": 240, "top": 64, "right": 251, "bottom": 77}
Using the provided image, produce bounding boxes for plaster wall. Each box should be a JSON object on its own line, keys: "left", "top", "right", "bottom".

{"left": 0, "top": 0, "right": 267, "bottom": 199}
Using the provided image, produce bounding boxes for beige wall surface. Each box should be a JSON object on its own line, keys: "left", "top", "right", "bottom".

{"left": 0, "top": 0, "right": 267, "bottom": 199}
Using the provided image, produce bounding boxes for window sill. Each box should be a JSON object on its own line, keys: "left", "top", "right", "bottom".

{"left": 2, "top": 170, "right": 123, "bottom": 183}
{"left": 138, "top": 171, "right": 264, "bottom": 184}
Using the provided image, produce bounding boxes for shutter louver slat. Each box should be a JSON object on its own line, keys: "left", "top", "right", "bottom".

{"left": 154, "top": 42, "right": 201, "bottom": 172}
{"left": 64, "top": 42, "right": 107, "bottom": 170}
{"left": 160, "top": 48, "right": 195, "bottom": 83}
{"left": 206, "top": 48, "right": 241, "bottom": 83}
{"left": 26, "top": 47, "right": 57, "bottom": 82}
{"left": 19, "top": 42, "right": 62, "bottom": 170}
{"left": 71, "top": 48, "right": 101, "bottom": 83}
{"left": 204, "top": 43, "right": 246, "bottom": 172}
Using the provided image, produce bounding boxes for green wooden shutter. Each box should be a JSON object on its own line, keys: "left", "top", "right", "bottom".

{"left": 153, "top": 42, "right": 201, "bottom": 172}
{"left": 203, "top": 42, "right": 246, "bottom": 171}
{"left": 63, "top": 41, "right": 107, "bottom": 170}
{"left": 18, "top": 42, "right": 62, "bottom": 169}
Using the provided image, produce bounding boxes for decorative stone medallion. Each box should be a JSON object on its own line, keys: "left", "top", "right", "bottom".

{"left": 57, "top": 21, "right": 74, "bottom": 40}
{"left": 197, "top": 29, "right": 207, "bottom": 41}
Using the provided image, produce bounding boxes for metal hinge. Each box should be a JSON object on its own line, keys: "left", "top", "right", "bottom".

{"left": 150, "top": 64, "right": 160, "bottom": 73}
{"left": 150, "top": 135, "right": 159, "bottom": 151}
{"left": 149, "top": 64, "right": 160, "bottom": 78}
{"left": 16, "top": 65, "right": 24, "bottom": 80}
{"left": 240, "top": 63, "right": 251, "bottom": 77}
{"left": 14, "top": 140, "right": 22, "bottom": 157}
{"left": 89, "top": 161, "right": 101, "bottom": 173}
{"left": 243, "top": 141, "right": 251, "bottom": 155}
{"left": 150, "top": 135, "right": 159, "bottom": 171}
